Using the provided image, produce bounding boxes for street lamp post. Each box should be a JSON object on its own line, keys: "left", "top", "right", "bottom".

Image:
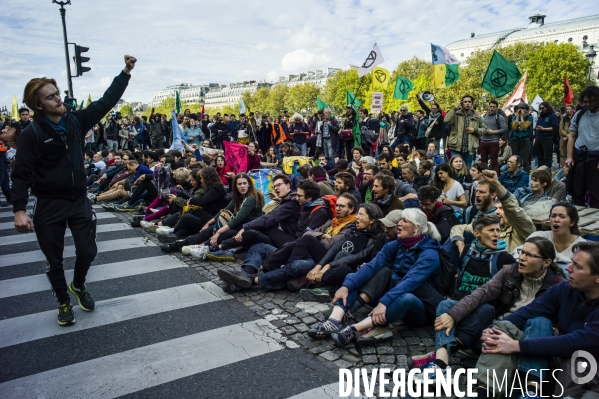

{"left": 52, "top": 0, "right": 74, "bottom": 98}
{"left": 586, "top": 45, "right": 597, "bottom": 87}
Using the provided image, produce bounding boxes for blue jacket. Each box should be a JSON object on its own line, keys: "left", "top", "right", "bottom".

{"left": 228, "top": 120, "right": 241, "bottom": 140}
{"left": 504, "top": 282, "right": 599, "bottom": 358}
{"left": 132, "top": 123, "right": 146, "bottom": 143}
{"left": 498, "top": 168, "right": 530, "bottom": 193}
{"left": 133, "top": 164, "right": 153, "bottom": 181}
{"left": 343, "top": 234, "right": 441, "bottom": 307}
{"left": 535, "top": 111, "right": 559, "bottom": 139}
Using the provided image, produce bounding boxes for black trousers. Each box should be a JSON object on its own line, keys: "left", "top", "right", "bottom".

{"left": 220, "top": 225, "right": 296, "bottom": 250}
{"left": 262, "top": 235, "right": 328, "bottom": 272}
{"left": 128, "top": 179, "right": 158, "bottom": 205}
{"left": 534, "top": 137, "right": 553, "bottom": 169}
{"left": 33, "top": 195, "right": 97, "bottom": 304}
{"left": 182, "top": 228, "right": 238, "bottom": 246}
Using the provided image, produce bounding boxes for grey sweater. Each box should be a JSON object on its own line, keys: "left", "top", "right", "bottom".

{"left": 481, "top": 112, "right": 507, "bottom": 143}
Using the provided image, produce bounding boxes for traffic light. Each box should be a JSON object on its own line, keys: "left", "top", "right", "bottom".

{"left": 74, "top": 45, "right": 91, "bottom": 76}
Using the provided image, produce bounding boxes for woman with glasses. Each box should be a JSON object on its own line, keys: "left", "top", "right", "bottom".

{"left": 410, "top": 236, "right": 565, "bottom": 380}
{"left": 308, "top": 208, "right": 443, "bottom": 347}
{"left": 512, "top": 202, "right": 586, "bottom": 277}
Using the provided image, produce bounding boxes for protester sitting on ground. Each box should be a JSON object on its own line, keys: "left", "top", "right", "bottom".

{"left": 358, "top": 164, "right": 379, "bottom": 203}
{"left": 399, "top": 162, "right": 428, "bottom": 196}
{"left": 307, "top": 208, "right": 444, "bottom": 347}
{"left": 377, "top": 153, "right": 401, "bottom": 179}
{"left": 410, "top": 237, "right": 564, "bottom": 381}
{"left": 449, "top": 154, "right": 470, "bottom": 185}
{"left": 308, "top": 165, "right": 335, "bottom": 196}
{"left": 159, "top": 172, "right": 264, "bottom": 254}
{"left": 216, "top": 193, "right": 359, "bottom": 294}
{"left": 498, "top": 155, "right": 530, "bottom": 193}
{"left": 200, "top": 175, "right": 301, "bottom": 260}
{"left": 464, "top": 179, "right": 496, "bottom": 225}
{"left": 470, "top": 242, "right": 599, "bottom": 399}
{"left": 130, "top": 167, "right": 191, "bottom": 227}
{"left": 328, "top": 159, "right": 356, "bottom": 178}
{"left": 535, "top": 165, "right": 566, "bottom": 202}
{"left": 497, "top": 136, "right": 512, "bottom": 173}
{"left": 512, "top": 202, "right": 586, "bottom": 277}
{"left": 466, "top": 162, "right": 487, "bottom": 207}
{"left": 514, "top": 168, "right": 553, "bottom": 213}
{"left": 333, "top": 172, "right": 362, "bottom": 204}
{"left": 87, "top": 152, "right": 124, "bottom": 196}
{"left": 451, "top": 170, "right": 535, "bottom": 254}
{"left": 434, "top": 163, "right": 467, "bottom": 221}
{"left": 215, "top": 155, "right": 235, "bottom": 186}
{"left": 246, "top": 142, "right": 262, "bottom": 170}
{"left": 426, "top": 141, "right": 443, "bottom": 166}
{"left": 298, "top": 203, "right": 386, "bottom": 301}
{"left": 111, "top": 160, "right": 155, "bottom": 211}
{"left": 371, "top": 172, "right": 405, "bottom": 215}
{"left": 418, "top": 160, "right": 435, "bottom": 186}
{"left": 407, "top": 185, "right": 456, "bottom": 243}
{"left": 153, "top": 167, "right": 228, "bottom": 232}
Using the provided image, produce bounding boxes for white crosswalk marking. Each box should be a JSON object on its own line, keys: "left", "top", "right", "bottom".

{"left": 0, "top": 204, "right": 103, "bottom": 218}
{"left": 0, "top": 319, "right": 282, "bottom": 399}
{"left": 0, "top": 237, "right": 155, "bottom": 267}
{"left": 0, "top": 222, "right": 131, "bottom": 246}
{"left": 0, "top": 256, "right": 183, "bottom": 299}
{"left": 0, "top": 282, "right": 231, "bottom": 348}
{"left": 0, "top": 208, "right": 338, "bottom": 397}
{"left": 0, "top": 212, "right": 115, "bottom": 230}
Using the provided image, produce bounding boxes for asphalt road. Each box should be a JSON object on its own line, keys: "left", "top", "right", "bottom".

{"left": 0, "top": 204, "right": 340, "bottom": 399}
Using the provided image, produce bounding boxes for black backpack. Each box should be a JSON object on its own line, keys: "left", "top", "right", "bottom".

{"left": 435, "top": 248, "right": 457, "bottom": 297}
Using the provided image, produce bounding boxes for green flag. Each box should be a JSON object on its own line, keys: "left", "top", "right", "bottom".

{"left": 482, "top": 51, "right": 522, "bottom": 97}
{"left": 393, "top": 76, "right": 414, "bottom": 100}
{"left": 317, "top": 96, "right": 329, "bottom": 111}
{"left": 346, "top": 90, "right": 362, "bottom": 107}
{"left": 78, "top": 100, "right": 84, "bottom": 110}
{"left": 445, "top": 64, "right": 460, "bottom": 87}
{"left": 175, "top": 91, "right": 182, "bottom": 114}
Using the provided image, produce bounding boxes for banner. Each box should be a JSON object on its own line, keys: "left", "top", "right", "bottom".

{"left": 169, "top": 110, "right": 187, "bottom": 152}
{"left": 501, "top": 71, "right": 527, "bottom": 115}
{"left": 530, "top": 94, "right": 544, "bottom": 112}
{"left": 371, "top": 92, "right": 383, "bottom": 114}
{"left": 482, "top": 50, "right": 522, "bottom": 98}
{"left": 371, "top": 66, "right": 390, "bottom": 91}
{"left": 224, "top": 140, "right": 248, "bottom": 174}
{"left": 431, "top": 43, "right": 459, "bottom": 89}
{"left": 240, "top": 97, "right": 247, "bottom": 114}
{"left": 393, "top": 76, "right": 414, "bottom": 100}
{"left": 11, "top": 95, "right": 18, "bottom": 118}
{"left": 564, "top": 74, "right": 574, "bottom": 105}
{"left": 346, "top": 90, "right": 362, "bottom": 107}
{"left": 358, "top": 43, "right": 385, "bottom": 78}
{"left": 85, "top": 93, "right": 92, "bottom": 108}
{"left": 248, "top": 169, "right": 280, "bottom": 204}
{"left": 175, "top": 91, "right": 181, "bottom": 114}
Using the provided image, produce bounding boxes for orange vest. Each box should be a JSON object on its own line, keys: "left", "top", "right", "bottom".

{"left": 271, "top": 123, "right": 287, "bottom": 145}
{"left": 0, "top": 141, "right": 8, "bottom": 152}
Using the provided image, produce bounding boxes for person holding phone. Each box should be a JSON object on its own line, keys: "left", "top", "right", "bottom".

{"left": 509, "top": 102, "right": 534, "bottom": 173}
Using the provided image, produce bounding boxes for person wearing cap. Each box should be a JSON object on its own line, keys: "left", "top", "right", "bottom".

{"left": 380, "top": 209, "right": 401, "bottom": 243}
{"left": 509, "top": 102, "right": 534, "bottom": 173}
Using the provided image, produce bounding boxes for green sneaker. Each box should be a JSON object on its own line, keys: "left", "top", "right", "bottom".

{"left": 205, "top": 249, "right": 236, "bottom": 262}
{"left": 57, "top": 303, "right": 75, "bottom": 326}
{"left": 68, "top": 282, "right": 95, "bottom": 311}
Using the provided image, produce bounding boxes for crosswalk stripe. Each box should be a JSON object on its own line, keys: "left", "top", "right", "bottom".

{"left": 0, "top": 222, "right": 132, "bottom": 246}
{"left": 0, "top": 255, "right": 184, "bottom": 299}
{"left": 286, "top": 383, "right": 343, "bottom": 399}
{"left": 0, "top": 282, "right": 231, "bottom": 348}
{"left": 0, "top": 319, "right": 282, "bottom": 399}
{"left": 0, "top": 204, "right": 104, "bottom": 218}
{"left": 0, "top": 212, "right": 115, "bottom": 230}
{"left": 0, "top": 237, "right": 155, "bottom": 268}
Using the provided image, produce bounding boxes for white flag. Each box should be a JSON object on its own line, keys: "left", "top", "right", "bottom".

{"left": 358, "top": 43, "right": 385, "bottom": 78}
{"left": 530, "top": 94, "right": 544, "bottom": 112}
{"left": 240, "top": 98, "right": 246, "bottom": 114}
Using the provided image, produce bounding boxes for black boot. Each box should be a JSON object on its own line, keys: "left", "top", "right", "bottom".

{"left": 160, "top": 240, "right": 184, "bottom": 253}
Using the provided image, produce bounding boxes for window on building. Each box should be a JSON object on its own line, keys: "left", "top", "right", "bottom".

{"left": 568, "top": 38, "right": 573, "bottom": 42}
{"left": 461, "top": 53, "right": 464, "bottom": 57}
{"left": 583, "top": 35, "right": 588, "bottom": 40}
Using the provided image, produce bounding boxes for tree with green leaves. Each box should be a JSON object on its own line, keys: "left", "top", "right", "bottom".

{"left": 119, "top": 104, "right": 134, "bottom": 118}
{"left": 284, "top": 83, "right": 321, "bottom": 115}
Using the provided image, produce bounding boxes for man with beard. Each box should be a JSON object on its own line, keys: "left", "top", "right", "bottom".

{"left": 11, "top": 55, "right": 136, "bottom": 326}
{"left": 334, "top": 171, "right": 362, "bottom": 204}
{"left": 358, "top": 164, "right": 379, "bottom": 203}
{"left": 371, "top": 173, "right": 404, "bottom": 216}
{"left": 463, "top": 180, "right": 496, "bottom": 225}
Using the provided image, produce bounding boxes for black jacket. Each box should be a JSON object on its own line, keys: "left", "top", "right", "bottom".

{"left": 188, "top": 185, "right": 228, "bottom": 216}
{"left": 297, "top": 206, "right": 331, "bottom": 237}
{"left": 243, "top": 194, "right": 301, "bottom": 238}
{"left": 319, "top": 229, "right": 384, "bottom": 268}
{"left": 11, "top": 71, "right": 130, "bottom": 212}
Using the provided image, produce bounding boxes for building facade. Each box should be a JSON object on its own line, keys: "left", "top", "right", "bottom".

{"left": 275, "top": 68, "right": 341, "bottom": 88}
{"left": 447, "top": 14, "right": 599, "bottom": 76}
{"left": 204, "top": 81, "right": 272, "bottom": 108}
{"left": 149, "top": 83, "right": 217, "bottom": 108}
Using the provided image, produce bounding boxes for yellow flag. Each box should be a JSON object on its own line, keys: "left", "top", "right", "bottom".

{"left": 85, "top": 93, "right": 92, "bottom": 108}
{"left": 11, "top": 95, "right": 18, "bottom": 119}
{"left": 371, "top": 66, "right": 391, "bottom": 91}
{"left": 433, "top": 64, "right": 447, "bottom": 89}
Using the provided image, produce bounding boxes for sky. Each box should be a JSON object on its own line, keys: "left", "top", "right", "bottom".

{"left": 0, "top": 0, "right": 596, "bottom": 108}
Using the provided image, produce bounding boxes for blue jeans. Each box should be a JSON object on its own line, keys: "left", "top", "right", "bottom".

{"left": 322, "top": 138, "right": 334, "bottom": 164}
{"left": 390, "top": 135, "right": 411, "bottom": 151}
{"left": 258, "top": 259, "right": 316, "bottom": 290}
{"left": 435, "top": 299, "right": 495, "bottom": 354}
{"left": 274, "top": 144, "right": 282, "bottom": 161}
{"left": 452, "top": 150, "right": 474, "bottom": 169}
{"left": 241, "top": 243, "right": 277, "bottom": 275}
{"left": 335, "top": 287, "right": 428, "bottom": 327}
{"left": 293, "top": 142, "right": 307, "bottom": 156}
{"left": 476, "top": 317, "right": 554, "bottom": 395}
